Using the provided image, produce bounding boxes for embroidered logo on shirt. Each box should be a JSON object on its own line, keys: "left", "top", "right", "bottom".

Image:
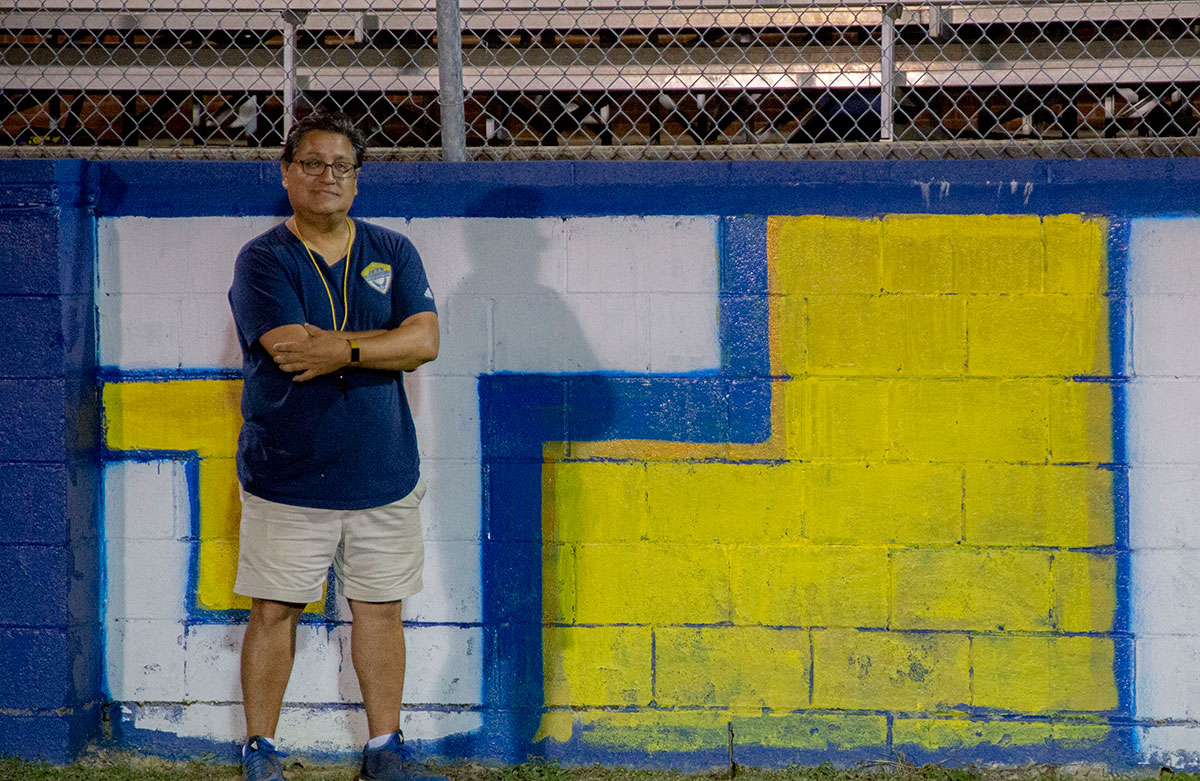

{"left": 361, "top": 262, "right": 393, "bottom": 294}
{"left": 424, "top": 287, "right": 434, "bottom": 300}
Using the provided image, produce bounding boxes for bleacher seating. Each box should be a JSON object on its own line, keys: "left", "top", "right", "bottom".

{"left": 2, "top": 1, "right": 1199, "bottom": 153}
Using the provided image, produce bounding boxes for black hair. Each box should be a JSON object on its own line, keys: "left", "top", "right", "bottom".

{"left": 280, "top": 110, "right": 367, "bottom": 168}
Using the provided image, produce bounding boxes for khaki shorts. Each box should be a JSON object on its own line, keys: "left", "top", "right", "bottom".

{"left": 234, "top": 480, "right": 426, "bottom": 604}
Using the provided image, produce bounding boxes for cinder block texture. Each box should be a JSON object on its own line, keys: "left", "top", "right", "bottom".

{"left": 544, "top": 625, "right": 653, "bottom": 707}
{"left": 0, "top": 628, "right": 72, "bottom": 709}
{"left": 1128, "top": 381, "right": 1200, "bottom": 465}
{"left": 973, "top": 635, "right": 1116, "bottom": 712}
{"left": 1136, "top": 637, "right": 1200, "bottom": 721}
{"left": 1129, "top": 217, "right": 1200, "bottom": 294}
{"left": 96, "top": 216, "right": 275, "bottom": 369}
{"left": 811, "top": 629, "right": 970, "bottom": 711}
{"left": 541, "top": 213, "right": 1118, "bottom": 755}
{"left": 655, "top": 626, "right": 810, "bottom": 708}
{"left": 0, "top": 463, "right": 68, "bottom": 544}
{"left": 96, "top": 204, "right": 1134, "bottom": 763}
{"left": 0, "top": 171, "right": 102, "bottom": 763}
{"left": 1130, "top": 465, "right": 1200, "bottom": 549}
{"left": 1132, "top": 550, "right": 1200, "bottom": 636}
{"left": 105, "top": 619, "right": 187, "bottom": 702}
{"left": 0, "top": 297, "right": 65, "bottom": 378}
{"left": 0, "top": 379, "right": 67, "bottom": 461}
{"left": 892, "top": 547, "right": 1053, "bottom": 632}
{"left": 1129, "top": 217, "right": 1200, "bottom": 758}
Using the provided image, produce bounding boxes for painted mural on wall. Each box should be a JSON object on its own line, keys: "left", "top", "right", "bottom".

{"left": 498, "top": 215, "right": 1121, "bottom": 765}
{"left": 98, "top": 211, "right": 1200, "bottom": 767}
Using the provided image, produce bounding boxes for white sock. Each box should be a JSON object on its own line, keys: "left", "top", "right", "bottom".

{"left": 366, "top": 733, "right": 394, "bottom": 750}
{"left": 244, "top": 736, "right": 276, "bottom": 757}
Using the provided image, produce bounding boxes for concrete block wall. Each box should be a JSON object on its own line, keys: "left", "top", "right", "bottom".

{"left": 97, "top": 207, "right": 718, "bottom": 759}
{"left": 0, "top": 160, "right": 101, "bottom": 762}
{"left": 1128, "top": 218, "right": 1200, "bottom": 766}
{"left": 529, "top": 213, "right": 1119, "bottom": 766}
{"left": 7, "top": 158, "right": 1200, "bottom": 768}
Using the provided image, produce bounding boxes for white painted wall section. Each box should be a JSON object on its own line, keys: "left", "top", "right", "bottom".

{"left": 97, "top": 214, "right": 720, "bottom": 753}
{"left": 1129, "top": 217, "right": 1200, "bottom": 767}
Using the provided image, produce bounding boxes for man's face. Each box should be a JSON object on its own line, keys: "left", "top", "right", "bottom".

{"left": 281, "top": 130, "right": 359, "bottom": 218}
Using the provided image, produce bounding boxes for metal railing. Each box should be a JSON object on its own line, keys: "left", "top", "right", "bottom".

{"left": 4, "top": 1, "right": 1200, "bottom": 160}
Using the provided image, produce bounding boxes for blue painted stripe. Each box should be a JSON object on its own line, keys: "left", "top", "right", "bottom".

{"left": 477, "top": 214, "right": 773, "bottom": 763}
{"left": 98, "top": 367, "right": 242, "bottom": 383}
{"left": 1106, "top": 217, "right": 1136, "bottom": 760}
{"left": 89, "top": 159, "right": 1200, "bottom": 219}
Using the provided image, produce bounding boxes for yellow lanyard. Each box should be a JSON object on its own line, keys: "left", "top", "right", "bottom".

{"left": 295, "top": 217, "right": 355, "bottom": 331}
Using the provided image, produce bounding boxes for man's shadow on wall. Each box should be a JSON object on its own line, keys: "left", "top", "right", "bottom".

{"left": 442, "top": 187, "right": 617, "bottom": 757}
{"left": 455, "top": 186, "right": 616, "bottom": 438}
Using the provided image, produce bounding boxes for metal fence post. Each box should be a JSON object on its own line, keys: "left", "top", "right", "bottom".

{"left": 880, "top": 3, "right": 900, "bottom": 142}
{"left": 436, "top": 0, "right": 467, "bottom": 161}
{"left": 281, "top": 9, "right": 308, "bottom": 138}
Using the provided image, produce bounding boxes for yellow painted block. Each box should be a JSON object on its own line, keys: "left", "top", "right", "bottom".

{"left": 812, "top": 628, "right": 970, "bottom": 711}
{"left": 967, "top": 295, "right": 1109, "bottom": 377}
{"left": 1043, "top": 215, "right": 1107, "bottom": 294}
{"left": 1053, "top": 552, "right": 1117, "bottom": 633}
{"left": 804, "top": 463, "right": 962, "bottom": 544}
{"left": 772, "top": 216, "right": 882, "bottom": 294}
{"left": 777, "top": 295, "right": 807, "bottom": 376}
{"left": 881, "top": 216, "right": 955, "bottom": 293}
{"left": 1053, "top": 722, "right": 1113, "bottom": 748}
{"left": 643, "top": 462, "right": 803, "bottom": 543}
{"left": 1049, "top": 381, "right": 1114, "bottom": 464}
{"left": 544, "top": 625, "right": 652, "bottom": 707}
{"left": 655, "top": 626, "right": 810, "bottom": 708}
{"left": 103, "top": 379, "right": 242, "bottom": 457}
{"left": 894, "top": 719, "right": 1109, "bottom": 750}
{"left": 579, "top": 710, "right": 728, "bottom": 752}
{"left": 198, "top": 458, "right": 240, "bottom": 541}
{"left": 731, "top": 545, "right": 889, "bottom": 628}
{"left": 881, "top": 215, "right": 1044, "bottom": 293}
{"left": 892, "top": 718, "right": 1054, "bottom": 750}
{"left": 973, "top": 635, "right": 1117, "bottom": 712}
{"left": 732, "top": 712, "right": 886, "bottom": 750}
{"left": 888, "top": 380, "right": 1049, "bottom": 462}
{"left": 543, "top": 542, "right": 576, "bottom": 624}
{"left": 574, "top": 710, "right": 889, "bottom": 753}
{"left": 965, "top": 465, "right": 1114, "bottom": 547}
{"left": 573, "top": 543, "right": 730, "bottom": 624}
{"left": 786, "top": 379, "right": 889, "bottom": 460}
{"left": 195, "top": 539, "right": 250, "bottom": 612}
{"left": 957, "top": 215, "right": 1045, "bottom": 293}
{"left": 545, "top": 461, "right": 648, "bottom": 543}
{"left": 807, "top": 295, "right": 966, "bottom": 376}
{"left": 892, "top": 548, "right": 1052, "bottom": 631}
{"left": 195, "top": 457, "right": 251, "bottom": 613}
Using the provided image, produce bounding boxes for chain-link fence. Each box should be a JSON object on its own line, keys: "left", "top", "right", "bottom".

{"left": 4, "top": 1, "right": 1200, "bottom": 160}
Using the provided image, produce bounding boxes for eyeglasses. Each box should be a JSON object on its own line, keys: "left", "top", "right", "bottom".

{"left": 293, "top": 159, "right": 358, "bottom": 178}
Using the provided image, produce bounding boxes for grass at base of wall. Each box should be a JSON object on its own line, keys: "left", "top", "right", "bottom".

{"left": 0, "top": 754, "right": 1180, "bottom": 781}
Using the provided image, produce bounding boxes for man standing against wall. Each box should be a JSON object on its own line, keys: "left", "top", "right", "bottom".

{"left": 228, "top": 110, "right": 440, "bottom": 781}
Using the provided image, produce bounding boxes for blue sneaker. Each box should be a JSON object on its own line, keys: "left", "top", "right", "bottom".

{"left": 358, "top": 731, "right": 447, "bottom": 781}
{"left": 243, "top": 736, "right": 288, "bottom": 781}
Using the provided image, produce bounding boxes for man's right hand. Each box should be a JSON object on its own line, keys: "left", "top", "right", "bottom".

{"left": 269, "top": 323, "right": 352, "bottom": 382}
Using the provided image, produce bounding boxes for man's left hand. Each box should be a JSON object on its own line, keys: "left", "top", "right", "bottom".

{"left": 272, "top": 323, "right": 350, "bottom": 382}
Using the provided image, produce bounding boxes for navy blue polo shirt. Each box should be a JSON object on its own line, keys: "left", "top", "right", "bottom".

{"left": 229, "top": 219, "right": 436, "bottom": 510}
